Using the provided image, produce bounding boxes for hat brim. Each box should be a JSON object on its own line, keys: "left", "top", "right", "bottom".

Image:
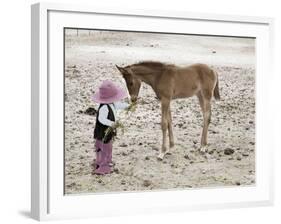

{"left": 92, "top": 87, "right": 127, "bottom": 104}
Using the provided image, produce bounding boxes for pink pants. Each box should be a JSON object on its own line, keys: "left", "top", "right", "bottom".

{"left": 94, "top": 140, "right": 112, "bottom": 174}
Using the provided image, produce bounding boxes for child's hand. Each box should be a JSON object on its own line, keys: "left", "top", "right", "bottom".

{"left": 111, "top": 122, "right": 117, "bottom": 130}
{"left": 112, "top": 121, "right": 122, "bottom": 130}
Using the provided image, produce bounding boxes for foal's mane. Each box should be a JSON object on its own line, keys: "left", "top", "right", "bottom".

{"left": 128, "top": 61, "right": 175, "bottom": 77}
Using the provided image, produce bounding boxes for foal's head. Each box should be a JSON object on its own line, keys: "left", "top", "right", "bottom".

{"left": 115, "top": 65, "right": 141, "bottom": 103}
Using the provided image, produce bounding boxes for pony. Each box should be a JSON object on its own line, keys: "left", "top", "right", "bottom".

{"left": 116, "top": 61, "right": 220, "bottom": 159}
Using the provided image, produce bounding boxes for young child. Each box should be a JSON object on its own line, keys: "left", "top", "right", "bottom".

{"left": 92, "top": 80, "right": 128, "bottom": 175}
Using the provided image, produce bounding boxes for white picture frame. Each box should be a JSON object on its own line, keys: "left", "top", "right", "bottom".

{"left": 31, "top": 2, "right": 275, "bottom": 221}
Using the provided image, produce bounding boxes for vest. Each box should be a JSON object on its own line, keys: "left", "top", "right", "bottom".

{"left": 94, "top": 104, "right": 116, "bottom": 143}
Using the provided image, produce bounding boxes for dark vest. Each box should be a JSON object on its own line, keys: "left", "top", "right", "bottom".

{"left": 94, "top": 104, "right": 116, "bottom": 143}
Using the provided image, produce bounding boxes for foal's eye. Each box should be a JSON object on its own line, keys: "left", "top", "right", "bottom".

{"left": 129, "top": 82, "right": 133, "bottom": 86}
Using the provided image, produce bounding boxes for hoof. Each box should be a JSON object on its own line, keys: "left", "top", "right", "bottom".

{"left": 200, "top": 145, "right": 208, "bottom": 153}
{"left": 166, "top": 149, "right": 172, "bottom": 155}
{"left": 157, "top": 152, "right": 165, "bottom": 160}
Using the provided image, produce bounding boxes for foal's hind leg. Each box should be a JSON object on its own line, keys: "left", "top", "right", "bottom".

{"left": 197, "top": 92, "right": 212, "bottom": 153}
{"left": 167, "top": 106, "right": 174, "bottom": 150}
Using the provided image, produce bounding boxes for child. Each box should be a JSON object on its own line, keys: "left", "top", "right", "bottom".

{"left": 92, "top": 80, "right": 128, "bottom": 175}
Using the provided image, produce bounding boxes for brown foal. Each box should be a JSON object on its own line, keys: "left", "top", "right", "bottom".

{"left": 116, "top": 61, "right": 220, "bottom": 160}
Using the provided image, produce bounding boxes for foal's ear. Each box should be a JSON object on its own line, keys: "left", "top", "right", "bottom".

{"left": 115, "top": 65, "right": 128, "bottom": 76}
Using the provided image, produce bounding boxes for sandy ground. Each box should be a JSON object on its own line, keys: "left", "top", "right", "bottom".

{"left": 64, "top": 29, "right": 255, "bottom": 194}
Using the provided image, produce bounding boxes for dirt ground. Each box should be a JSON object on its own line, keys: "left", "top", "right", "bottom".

{"left": 64, "top": 29, "right": 255, "bottom": 194}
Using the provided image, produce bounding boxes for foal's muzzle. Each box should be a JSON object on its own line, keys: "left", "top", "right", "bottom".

{"left": 131, "top": 96, "right": 137, "bottom": 103}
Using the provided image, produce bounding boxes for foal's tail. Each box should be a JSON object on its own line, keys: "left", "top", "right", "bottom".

{"left": 213, "top": 71, "right": 220, "bottom": 100}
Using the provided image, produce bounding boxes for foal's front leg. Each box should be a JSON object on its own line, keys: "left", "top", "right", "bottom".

{"left": 158, "top": 99, "right": 169, "bottom": 160}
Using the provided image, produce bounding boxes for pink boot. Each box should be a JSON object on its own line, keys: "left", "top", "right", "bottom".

{"left": 94, "top": 140, "right": 112, "bottom": 175}
{"left": 106, "top": 141, "right": 113, "bottom": 165}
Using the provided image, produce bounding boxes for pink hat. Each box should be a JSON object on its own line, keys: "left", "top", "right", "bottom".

{"left": 92, "top": 80, "right": 127, "bottom": 104}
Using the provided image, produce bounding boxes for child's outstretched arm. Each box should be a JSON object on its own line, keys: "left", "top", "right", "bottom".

{"left": 113, "top": 101, "right": 129, "bottom": 110}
